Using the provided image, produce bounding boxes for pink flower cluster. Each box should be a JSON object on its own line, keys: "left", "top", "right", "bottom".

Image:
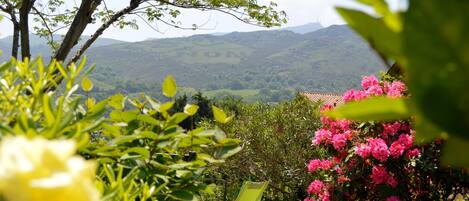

{"left": 305, "top": 75, "right": 422, "bottom": 201}
{"left": 308, "top": 159, "right": 334, "bottom": 172}
{"left": 371, "top": 166, "right": 398, "bottom": 188}
{"left": 305, "top": 179, "right": 330, "bottom": 201}
{"left": 343, "top": 75, "right": 406, "bottom": 103}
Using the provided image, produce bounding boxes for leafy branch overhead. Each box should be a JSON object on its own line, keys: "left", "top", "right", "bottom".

{"left": 0, "top": 0, "right": 286, "bottom": 65}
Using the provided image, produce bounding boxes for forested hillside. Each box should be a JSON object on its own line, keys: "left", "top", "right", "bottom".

{"left": 0, "top": 24, "right": 385, "bottom": 101}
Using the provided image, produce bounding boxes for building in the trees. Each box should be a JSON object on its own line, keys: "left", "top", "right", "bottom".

{"left": 300, "top": 92, "right": 343, "bottom": 106}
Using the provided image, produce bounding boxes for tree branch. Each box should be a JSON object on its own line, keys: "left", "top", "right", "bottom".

{"left": 32, "top": 6, "right": 55, "bottom": 50}
{"left": 54, "top": 0, "right": 102, "bottom": 62}
{"left": 68, "top": 0, "right": 143, "bottom": 65}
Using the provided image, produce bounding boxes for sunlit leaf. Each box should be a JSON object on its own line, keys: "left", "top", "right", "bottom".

{"left": 212, "top": 106, "right": 233, "bottom": 124}
{"left": 184, "top": 104, "right": 199, "bottom": 116}
{"left": 327, "top": 96, "right": 410, "bottom": 121}
{"left": 108, "top": 93, "right": 125, "bottom": 110}
{"left": 162, "top": 75, "right": 177, "bottom": 98}
{"left": 86, "top": 97, "right": 96, "bottom": 109}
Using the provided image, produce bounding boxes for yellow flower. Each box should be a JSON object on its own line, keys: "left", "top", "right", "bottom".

{"left": 0, "top": 136, "right": 100, "bottom": 201}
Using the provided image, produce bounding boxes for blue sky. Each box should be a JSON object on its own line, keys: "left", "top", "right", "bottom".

{"left": 0, "top": 0, "right": 406, "bottom": 42}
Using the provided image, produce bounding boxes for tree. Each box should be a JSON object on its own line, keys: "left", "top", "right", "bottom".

{"left": 0, "top": 0, "right": 286, "bottom": 76}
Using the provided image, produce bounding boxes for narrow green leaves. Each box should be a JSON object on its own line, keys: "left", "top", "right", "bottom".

{"left": 327, "top": 97, "right": 410, "bottom": 121}
{"left": 162, "top": 75, "right": 177, "bottom": 98}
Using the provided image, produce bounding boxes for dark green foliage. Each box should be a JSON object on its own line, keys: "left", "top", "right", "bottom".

{"left": 205, "top": 95, "right": 325, "bottom": 200}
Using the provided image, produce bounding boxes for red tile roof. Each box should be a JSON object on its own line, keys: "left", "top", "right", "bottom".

{"left": 300, "top": 92, "right": 344, "bottom": 106}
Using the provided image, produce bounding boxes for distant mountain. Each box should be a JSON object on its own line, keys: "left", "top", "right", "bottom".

{"left": 281, "top": 23, "right": 323, "bottom": 34}
{"left": 208, "top": 22, "right": 324, "bottom": 36}
{"left": 0, "top": 34, "right": 125, "bottom": 60}
{"left": 0, "top": 25, "right": 385, "bottom": 101}
{"left": 85, "top": 25, "right": 385, "bottom": 96}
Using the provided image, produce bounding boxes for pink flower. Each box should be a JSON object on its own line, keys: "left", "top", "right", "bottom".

{"left": 343, "top": 89, "right": 367, "bottom": 102}
{"left": 382, "top": 122, "right": 401, "bottom": 138}
{"left": 318, "top": 190, "right": 330, "bottom": 201}
{"left": 365, "top": 85, "right": 384, "bottom": 96}
{"left": 321, "top": 104, "right": 334, "bottom": 112}
{"left": 337, "top": 120, "right": 351, "bottom": 131}
{"left": 386, "top": 196, "right": 401, "bottom": 201}
{"left": 397, "top": 134, "right": 413, "bottom": 149}
{"left": 355, "top": 144, "right": 371, "bottom": 159}
{"left": 371, "top": 166, "right": 390, "bottom": 185}
{"left": 368, "top": 138, "right": 390, "bottom": 162}
{"left": 313, "top": 129, "right": 332, "bottom": 145}
{"left": 308, "top": 159, "right": 322, "bottom": 172}
{"left": 389, "top": 141, "right": 406, "bottom": 158}
{"left": 332, "top": 134, "right": 347, "bottom": 151}
{"left": 354, "top": 90, "right": 367, "bottom": 100}
{"left": 343, "top": 130, "right": 353, "bottom": 140}
{"left": 343, "top": 89, "right": 357, "bottom": 102}
{"left": 320, "top": 160, "right": 334, "bottom": 170}
{"left": 304, "top": 198, "right": 315, "bottom": 201}
{"left": 405, "top": 148, "right": 421, "bottom": 159}
{"left": 307, "top": 180, "right": 324, "bottom": 194}
{"left": 383, "top": 81, "right": 392, "bottom": 93}
{"left": 387, "top": 176, "right": 398, "bottom": 188}
{"left": 361, "top": 75, "right": 379, "bottom": 90}
{"left": 387, "top": 81, "right": 406, "bottom": 98}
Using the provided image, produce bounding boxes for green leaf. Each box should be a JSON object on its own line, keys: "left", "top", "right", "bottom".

{"left": 170, "top": 190, "right": 194, "bottom": 201}
{"left": 159, "top": 101, "right": 174, "bottom": 113}
{"left": 336, "top": 7, "right": 401, "bottom": 60}
{"left": 167, "top": 112, "right": 189, "bottom": 125}
{"left": 162, "top": 75, "right": 177, "bottom": 98}
{"left": 212, "top": 106, "right": 233, "bottom": 124}
{"left": 327, "top": 96, "right": 410, "bottom": 121}
{"left": 175, "top": 170, "right": 192, "bottom": 179}
{"left": 441, "top": 136, "right": 469, "bottom": 167}
{"left": 81, "top": 76, "right": 93, "bottom": 92}
{"left": 184, "top": 104, "right": 199, "bottom": 116}
{"left": 84, "top": 99, "right": 108, "bottom": 121}
{"left": 108, "top": 93, "right": 125, "bottom": 110}
{"left": 216, "top": 145, "right": 242, "bottom": 159}
{"left": 123, "top": 147, "right": 150, "bottom": 159}
{"left": 404, "top": 0, "right": 469, "bottom": 140}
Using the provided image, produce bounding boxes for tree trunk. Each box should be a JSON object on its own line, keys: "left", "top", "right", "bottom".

{"left": 19, "top": 0, "right": 33, "bottom": 60}
{"left": 53, "top": 0, "right": 102, "bottom": 62}
{"left": 69, "top": 0, "right": 141, "bottom": 65}
{"left": 11, "top": 16, "right": 19, "bottom": 59}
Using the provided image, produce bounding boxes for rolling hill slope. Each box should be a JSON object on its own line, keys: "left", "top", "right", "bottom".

{"left": 86, "top": 25, "right": 385, "bottom": 95}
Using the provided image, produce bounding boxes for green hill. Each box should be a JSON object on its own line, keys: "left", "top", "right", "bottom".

{"left": 87, "top": 25, "right": 384, "bottom": 97}
{"left": 0, "top": 24, "right": 385, "bottom": 101}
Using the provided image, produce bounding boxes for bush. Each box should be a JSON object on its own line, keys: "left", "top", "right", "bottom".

{"left": 305, "top": 75, "right": 468, "bottom": 201}
{"left": 205, "top": 95, "right": 324, "bottom": 200}
{"left": 0, "top": 56, "right": 241, "bottom": 200}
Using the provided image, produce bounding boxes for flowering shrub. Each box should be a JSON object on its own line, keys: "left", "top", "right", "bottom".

{"left": 305, "top": 75, "right": 468, "bottom": 201}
